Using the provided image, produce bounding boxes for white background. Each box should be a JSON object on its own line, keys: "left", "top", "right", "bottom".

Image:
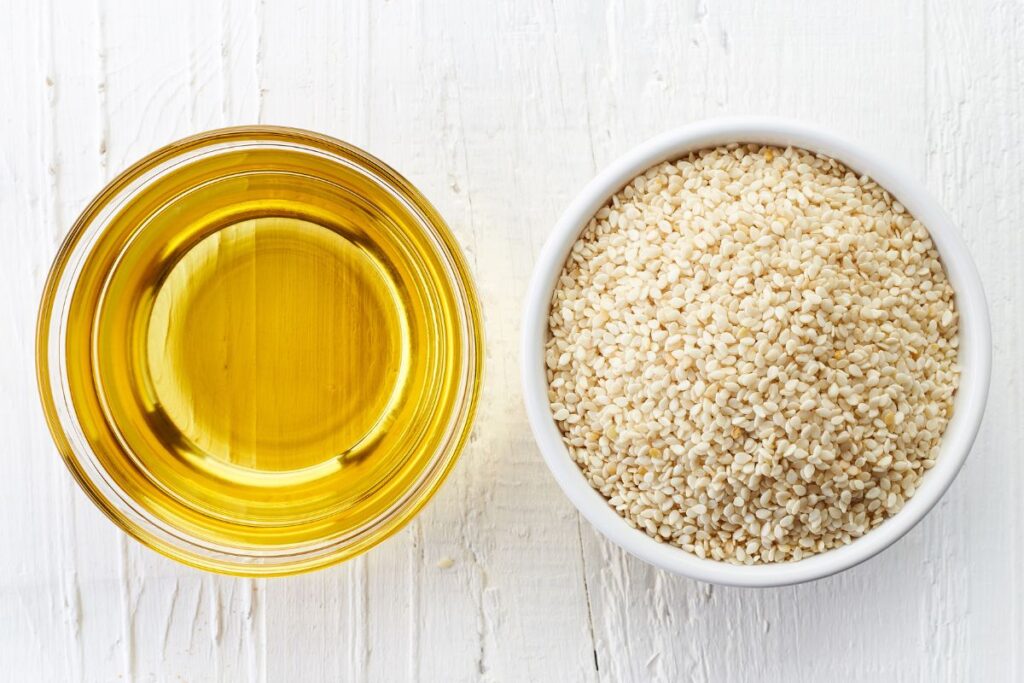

{"left": 1, "top": 1, "right": 1021, "bottom": 681}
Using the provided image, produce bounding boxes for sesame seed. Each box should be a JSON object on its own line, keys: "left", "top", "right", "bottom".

{"left": 546, "top": 145, "right": 959, "bottom": 565}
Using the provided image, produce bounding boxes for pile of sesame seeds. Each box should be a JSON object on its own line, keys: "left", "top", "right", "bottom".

{"left": 546, "top": 144, "right": 960, "bottom": 564}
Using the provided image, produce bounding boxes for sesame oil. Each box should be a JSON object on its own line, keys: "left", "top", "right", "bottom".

{"left": 54, "top": 137, "right": 474, "bottom": 555}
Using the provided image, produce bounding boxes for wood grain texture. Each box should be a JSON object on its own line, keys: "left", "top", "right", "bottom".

{"left": 0, "top": 0, "right": 1019, "bottom": 680}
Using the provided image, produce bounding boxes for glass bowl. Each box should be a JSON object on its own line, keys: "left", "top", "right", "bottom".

{"left": 37, "top": 126, "right": 483, "bottom": 576}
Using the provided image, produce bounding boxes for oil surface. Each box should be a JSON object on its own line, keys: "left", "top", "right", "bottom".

{"left": 147, "top": 217, "right": 403, "bottom": 474}
{"left": 61, "top": 143, "right": 468, "bottom": 550}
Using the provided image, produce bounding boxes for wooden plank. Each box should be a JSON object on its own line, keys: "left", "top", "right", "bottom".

{"left": 926, "top": 1, "right": 1023, "bottom": 680}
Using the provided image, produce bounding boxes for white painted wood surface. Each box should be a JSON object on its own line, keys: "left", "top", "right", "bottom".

{"left": 1, "top": 0, "right": 1020, "bottom": 680}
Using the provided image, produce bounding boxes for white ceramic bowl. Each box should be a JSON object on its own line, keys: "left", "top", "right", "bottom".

{"left": 521, "top": 118, "right": 991, "bottom": 587}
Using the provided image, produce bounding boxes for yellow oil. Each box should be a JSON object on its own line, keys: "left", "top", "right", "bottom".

{"left": 60, "top": 142, "right": 471, "bottom": 552}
